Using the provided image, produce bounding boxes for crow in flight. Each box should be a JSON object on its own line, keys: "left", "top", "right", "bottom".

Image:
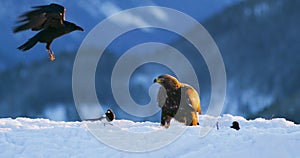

{"left": 13, "top": 3, "right": 84, "bottom": 61}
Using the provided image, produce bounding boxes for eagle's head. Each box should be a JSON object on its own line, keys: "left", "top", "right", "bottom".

{"left": 154, "top": 74, "right": 181, "bottom": 90}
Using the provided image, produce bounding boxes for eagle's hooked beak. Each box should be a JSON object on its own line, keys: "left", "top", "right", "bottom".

{"left": 154, "top": 77, "right": 164, "bottom": 83}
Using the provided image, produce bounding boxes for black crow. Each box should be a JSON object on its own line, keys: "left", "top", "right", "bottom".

{"left": 13, "top": 3, "right": 84, "bottom": 61}
{"left": 85, "top": 109, "right": 116, "bottom": 126}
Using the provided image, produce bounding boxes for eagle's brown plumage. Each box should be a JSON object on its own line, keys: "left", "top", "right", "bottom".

{"left": 154, "top": 74, "right": 201, "bottom": 128}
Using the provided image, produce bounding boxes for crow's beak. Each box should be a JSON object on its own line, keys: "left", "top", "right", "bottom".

{"left": 76, "top": 25, "right": 84, "bottom": 31}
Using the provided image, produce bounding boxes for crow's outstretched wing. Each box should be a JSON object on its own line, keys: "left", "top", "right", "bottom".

{"left": 13, "top": 3, "right": 65, "bottom": 33}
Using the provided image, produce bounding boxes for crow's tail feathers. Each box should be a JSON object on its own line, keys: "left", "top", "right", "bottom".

{"left": 18, "top": 36, "right": 38, "bottom": 51}
{"left": 85, "top": 116, "right": 106, "bottom": 122}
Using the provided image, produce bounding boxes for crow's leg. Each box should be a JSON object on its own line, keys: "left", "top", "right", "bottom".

{"left": 47, "top": 49, "right": 55, "bottom": 61}
{"left": 46, "top": 42, "right": 55, "bottom": 61}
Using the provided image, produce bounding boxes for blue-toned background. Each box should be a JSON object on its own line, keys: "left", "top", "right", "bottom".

{"left": 1, "top": 0, "right": 299, "bottom": 123}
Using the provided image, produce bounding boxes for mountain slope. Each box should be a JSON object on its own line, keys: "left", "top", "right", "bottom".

{"left": 171, "top": 0, "right": 300, "bottom": 122}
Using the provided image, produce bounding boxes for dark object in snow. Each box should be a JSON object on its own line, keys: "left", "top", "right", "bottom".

{"left": 104, "top": 109, "right": 115, "bottom": 123}
{"left": 86, "top": 109, "right": 115, "bottom": 125}
{"left": 13, "top": 3, "right": 84, "bottom": 61}
{"left": 216, "top": 121, "right": 219, "bottom": 130}
{"left": 230, "top": 121, "right": 240, "bottom": 130}
{"left": 154, "top": 74, "right": 201, "bottom": 128}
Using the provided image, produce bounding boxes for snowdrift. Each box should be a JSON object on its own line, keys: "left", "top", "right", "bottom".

{"left": 0, "top": 114, "right": 299, "bottom": 158}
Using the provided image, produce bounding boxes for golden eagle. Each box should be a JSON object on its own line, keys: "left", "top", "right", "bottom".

{"left": 154, "top": 74, "right": 201, "bottom": 128}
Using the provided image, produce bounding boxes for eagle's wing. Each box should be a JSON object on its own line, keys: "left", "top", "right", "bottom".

{"left": 157, "top": 86, "right": 167, "bottom": 108}
{"left": 181, "top": 84, "right": 201, "bottom": 113}
{"left": 13, "top": 3, "right": 65, "bottom": 33}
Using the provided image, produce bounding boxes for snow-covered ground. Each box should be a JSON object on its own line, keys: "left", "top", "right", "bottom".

{"left": 0, "top": 114, "right": 299, "bottom": 158}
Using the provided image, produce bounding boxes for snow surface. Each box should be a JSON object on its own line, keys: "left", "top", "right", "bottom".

{"left": 0, "top": 114, "right": 299, "bottom": 158}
